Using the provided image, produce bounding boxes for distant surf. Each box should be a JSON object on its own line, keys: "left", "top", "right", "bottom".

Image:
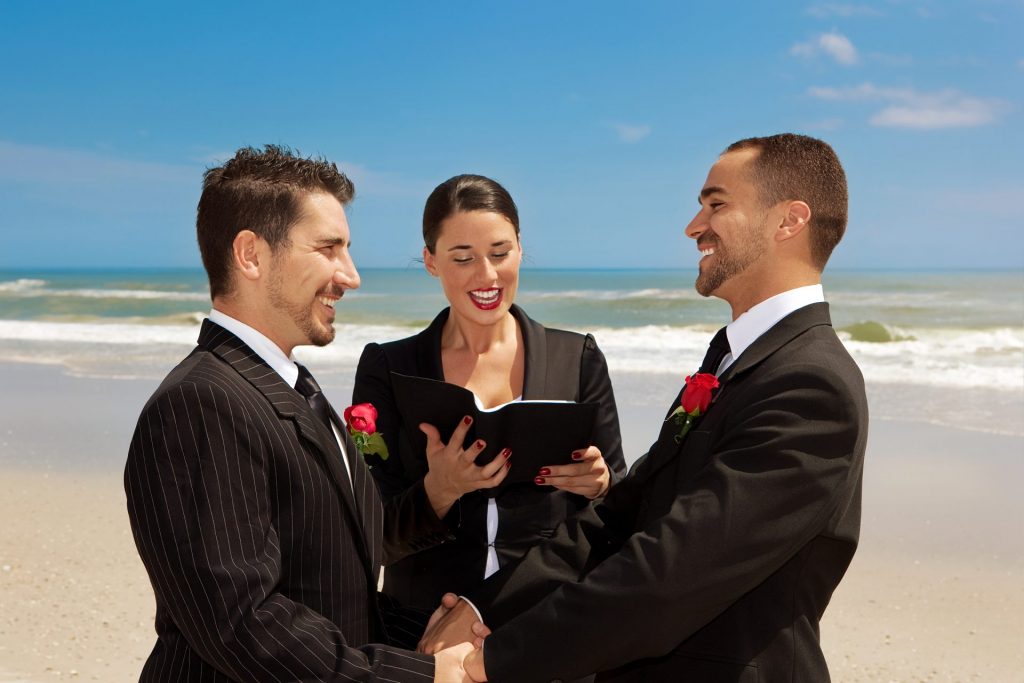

{"left": 2, "top": 267, "right": 1021, "bottom": 434}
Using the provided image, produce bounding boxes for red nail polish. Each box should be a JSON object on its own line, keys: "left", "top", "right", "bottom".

{"left": 505, "top": 460, "right": 511, "bottom": 469}
{"left": 534, "top": 476, "right": 545, "bottom": 484}
{"left": 476, "top": 440, "right": 485, "bottom": 449}
{"left": 463, "top": 416, "right": 472, "bottom": 425}
{"left": 502, "top": 448, "right": 512, "bottom": 458}
{"left": 538, "top": 467, "right": 551, "bottom": 476}
{"left": 572, "top": 452, "right": 583, "bottom": 461}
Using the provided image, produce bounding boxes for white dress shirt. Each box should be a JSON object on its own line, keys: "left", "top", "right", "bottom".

{"left": 477, "top": 394, "right": 522, "bottom": 580}
{"left": 718, "top": 284, "right": 825, "bottom": 375}
{"left": 208, "top": 309, "right": 353, "bottom": 486}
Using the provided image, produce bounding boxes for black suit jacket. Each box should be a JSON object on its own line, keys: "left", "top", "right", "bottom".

{"left": 124, "top": 320, "right": 435, "bottom": 682}
{"left": 352, "top": 305, "right": 626, "bottom": 610}
{"left": 472, "top": 302, "right": 868, "bottom": 682}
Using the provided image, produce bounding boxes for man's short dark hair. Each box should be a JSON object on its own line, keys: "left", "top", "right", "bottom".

{"left": 196, "top": 144, "right": 355, "bottom": 298}
{"left": 725, "top": 133, "right": 848, "bottom": 269}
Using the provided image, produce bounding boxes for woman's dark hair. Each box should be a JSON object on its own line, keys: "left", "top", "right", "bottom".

{"left": 422, "top": 174, "right": 519, "bottom": 254}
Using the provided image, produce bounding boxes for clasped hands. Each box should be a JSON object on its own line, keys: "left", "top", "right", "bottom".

{"left": 422, "top": 593, "right": 490, "bottom": 682}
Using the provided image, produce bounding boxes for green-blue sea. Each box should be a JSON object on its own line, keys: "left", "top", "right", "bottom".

{"left": 2, "top": 268, "right": 1022, "bottom": 434}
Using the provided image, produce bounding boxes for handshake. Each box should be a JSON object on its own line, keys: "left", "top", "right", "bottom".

{"left": 421, "top": 593, "right": 492, "bottom": 683}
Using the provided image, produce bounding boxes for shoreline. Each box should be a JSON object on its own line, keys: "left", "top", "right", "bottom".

{"left": 1, "top": 361, "right": 1022, "bottom": 681}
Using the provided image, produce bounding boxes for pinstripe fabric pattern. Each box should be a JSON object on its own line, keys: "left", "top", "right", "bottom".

{"left": 125, "top": 320, "right": 434, "bottom": 682}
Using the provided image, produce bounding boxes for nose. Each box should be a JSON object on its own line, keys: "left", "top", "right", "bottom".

{"left": 478, "top": 257, "right": 498, "bottom": 283}
{"left": 333, "top": 251, "right": 360, "bottom": 290}
{"left": 684, "top": 208, "right": 707, "bottom": 241}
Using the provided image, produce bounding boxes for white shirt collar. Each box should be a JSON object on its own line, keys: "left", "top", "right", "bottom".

{"left": 720, "top": 284, "right": 825, "bottom": 373}
{"left": 208, "top": 309, "right": 300, "bottom": 387}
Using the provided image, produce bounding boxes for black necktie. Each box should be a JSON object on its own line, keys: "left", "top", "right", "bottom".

{"left": 295, "top": 363, "right": 333, "bottom": 431}
{"left": 295, "top": 364, "right": 369, "bottom": 521}
{"left": 698, "top": 327, "right": 731, "bottom": 376}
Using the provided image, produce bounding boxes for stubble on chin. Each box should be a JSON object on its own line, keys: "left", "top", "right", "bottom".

{"left": 307, "top": 321, "right": 336, "bottom": 347}
{"left": 695, "top": 267, "right": 723, "bottom": 298}
{"left": 302, "top": 305, "right": 336, "bottom": 347}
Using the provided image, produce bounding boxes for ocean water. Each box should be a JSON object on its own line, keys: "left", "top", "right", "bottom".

{"left": 1, "top": 268, "right": 1022, "bottom": 435}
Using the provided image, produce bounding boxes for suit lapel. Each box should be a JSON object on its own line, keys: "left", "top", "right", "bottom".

{"left": 718, "top": 302, "right": 833, "bottom": 383}
{"left": 636, "top": 303, "right": 835, "bottom": 482}
{"left": 327, "top": 402, "right": 380, "bottom": 566}
{"left": 513, "top": 304, "right": 547, "bottom": 399}
{"left": 196, "top": 320, "right": 368, "bottom": 552}
{"left": 413, "top": 309, "right": 448, "bottom": 381}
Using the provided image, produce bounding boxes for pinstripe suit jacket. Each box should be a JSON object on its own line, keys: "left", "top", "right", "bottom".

{"left": 125, "top": 320, "right": 435, "bottom": 682}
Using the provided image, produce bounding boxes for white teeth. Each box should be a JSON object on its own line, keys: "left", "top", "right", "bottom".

{"left": 470, "top": 289, "right": 500, "bottom": 304}
{"left": 318, "top": 296, "right": 336, "bottom": 308}
{"left": 700, "top": 248, "right": 715, "bottom": 257}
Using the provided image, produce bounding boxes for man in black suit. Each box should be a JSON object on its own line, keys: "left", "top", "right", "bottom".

{"left": 125, "top": 145, "right": 474, "bottom": 681}
{"left": 421, "top": 133, "right": 868, "bottom": 682}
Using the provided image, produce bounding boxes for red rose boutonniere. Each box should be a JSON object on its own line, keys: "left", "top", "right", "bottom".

{"left": 343, "top": 403, "right": 389, "bottom": 460}
{"left": 668, "top": 372, "right": 720, "bottom": 443}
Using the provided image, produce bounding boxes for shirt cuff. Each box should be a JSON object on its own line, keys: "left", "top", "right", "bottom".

{"left": 457, "top": 595, "right": 483, "bottom": 623}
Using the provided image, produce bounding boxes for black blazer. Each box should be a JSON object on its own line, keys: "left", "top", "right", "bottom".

{"left": 352, "top": 304, "right": 626, "bottom": 610}
{"left": 472, "top": 303, "right": 869, "bottom": 682}
{"left": 124, "top": 320, "right": 435, "bottom": 682}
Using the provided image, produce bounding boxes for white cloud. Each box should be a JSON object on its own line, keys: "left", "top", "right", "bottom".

{"left": 806, "top": 3, "right": 884, "bottom": 18}
{"left": 807, "top": 83, "right": 1007, "bottom": 129}
{"left": 0, "top": 140, "right": 430, "bottom": 212}
{"left": 0, "top": 140, "right": 196, "bottom": 187}
{"left": 610, "top": 123, "right": 651, "bottom": 143}
{"left": 790, "top": 32, "right": 859, "bottom": 65}
{"left": 0, "top": 140, "right": 199, "bottom": 219}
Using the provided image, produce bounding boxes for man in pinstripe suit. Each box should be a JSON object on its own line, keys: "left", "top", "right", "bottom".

{"left": 125, "top": 145, "right": 476, "bottom": 681}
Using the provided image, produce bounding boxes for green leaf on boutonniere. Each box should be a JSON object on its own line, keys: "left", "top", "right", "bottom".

{"left": 668, "top": 406, "right": 699, "bottom": 444}
{"left": 351, "top": 430, "right": 390, "bottom": 460}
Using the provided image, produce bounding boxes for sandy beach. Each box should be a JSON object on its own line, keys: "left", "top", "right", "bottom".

{"left": 1, "top": 361, "right": 1022, "bottom": 682}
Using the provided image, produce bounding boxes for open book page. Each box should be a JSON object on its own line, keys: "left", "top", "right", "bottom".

{"left": 390, "top": 372, "right": 598, "bottom": 487}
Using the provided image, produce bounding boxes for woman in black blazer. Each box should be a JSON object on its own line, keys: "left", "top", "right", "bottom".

{"left": 353, "top": 174, "right": 626, "bottom": 611}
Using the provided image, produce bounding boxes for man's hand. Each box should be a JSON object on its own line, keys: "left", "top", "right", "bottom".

{"left": 419, "top": 594, "right": 490, "bottom": 654}
{"left": 433, "top": 641, "right": 478, "bottom": 682}
{"left": 422, "top": 592, "right": 460, "bottom": 637}
{"left": 463, "top": 647, "right": 487, "bottom": 682}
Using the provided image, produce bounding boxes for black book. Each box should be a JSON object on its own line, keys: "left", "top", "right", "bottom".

{"left": 390, "top": 372, "right": 599, "bottom": 488}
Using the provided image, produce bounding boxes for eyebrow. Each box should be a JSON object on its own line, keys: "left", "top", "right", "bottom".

{"left": 699, "top": 185, "right": 727, "bottom": 204}
{"left": 446, "top": 240, "right": 513, "bottom": 252}
{"left": 315, "top": 237, "right": 348, "bottom": 248}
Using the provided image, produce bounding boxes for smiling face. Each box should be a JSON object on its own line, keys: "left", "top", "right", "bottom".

{"left": 424, "top": 210, "right": 522, "bottom": 327}
{"left": 684, "top": 148, "right": 774, "bottom": 303}
{"left": 263, "top": 191, "right": 360, "bottom": 352}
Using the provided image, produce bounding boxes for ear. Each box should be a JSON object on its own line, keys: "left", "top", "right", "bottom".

{"left": 775, "top": 201, "right": 811, "bottom": 243}
{"left": 231, "top": 230, "right": 265, "bottom": 282}
{"left": 423, "top": 246, "right": 438, "bottom": 277}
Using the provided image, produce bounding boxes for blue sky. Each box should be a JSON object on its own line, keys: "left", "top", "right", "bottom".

{"left": 1, "top": 0, "right": 1021, "bottom": 270}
